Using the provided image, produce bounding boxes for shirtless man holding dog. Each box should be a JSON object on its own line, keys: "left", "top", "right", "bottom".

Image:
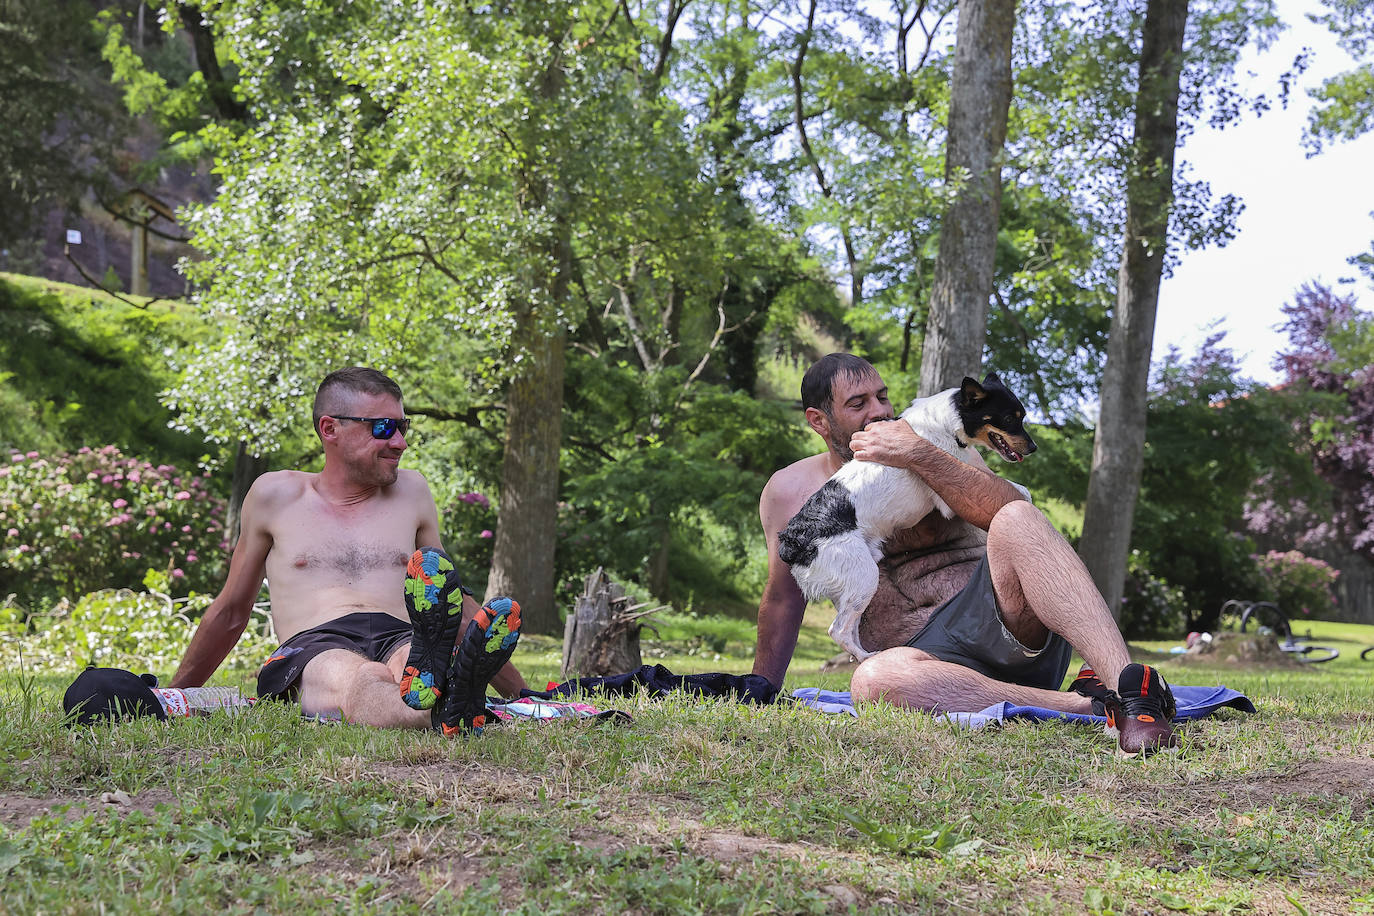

{"left": 170, "top": 367, "right": 527, "bottom": 734}
{"left": 753, "top": 354, "right": 1178, "bottom": 755}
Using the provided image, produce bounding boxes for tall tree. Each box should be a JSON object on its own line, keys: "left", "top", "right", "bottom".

{"left": 918, "top": 0, "right": 1017, "bottom": 396}
{"left": 1257, "top": 284, "right": 1374, "bottom": 561}
{"left": 150, "top": 1, "right": 650, "bottom": 634}
{"left": 1078, "top": 0, "right": 1189, "bottom": 619}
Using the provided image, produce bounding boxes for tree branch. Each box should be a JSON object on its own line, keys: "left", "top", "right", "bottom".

{"left": 408, "top": 403, "right": 506, "bottom": 431}
{"left": 94, "top": 193, "right": 194, "bottom": 243}
{"left": 177, "top": 3, "right": 249, "bottom": 123}
{"left": 62, "top": 246, "right": 171, "bottom": 310}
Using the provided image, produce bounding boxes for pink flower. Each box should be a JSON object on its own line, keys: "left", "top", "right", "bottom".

{"left": 186, "top": 552, "right": 198, "bottom": 563}
{"left": 24, "top": 451, "right": 37, "bottom": 459}
{"left": 112, "top": 499, "right": 128, "bottom": 509}
{"left": 171, "top": 568, "right": 185, "bottom": 578}
{"left": 128, "top": 472, "right": 141, "bottom": 483}
{"left": 174, "top": 491, "right": 191, "bottom": 500}
{"left": 10, "top": 454, "right": 23, "bottom": 463}
{"left": 17, "top": 544, "right": 30, "bottom": 553}
{"left": 479, "top": 529, "right": 493, "bottom": 539}
{"left": 5, "top": 528, "right": 16, "bottom": 537}
{"left": 181, "top": 525, "right": 191, "bottom": 533}
{"left": 101, "top": 475, "right": 113, "bottom": 484}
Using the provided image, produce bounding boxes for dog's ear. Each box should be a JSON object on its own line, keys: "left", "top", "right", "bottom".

{"left": 960, "top": 376, "right": 987, "bottom": 406}
{"left": 982, "top": 371, "right": 1004, "bottom": 390}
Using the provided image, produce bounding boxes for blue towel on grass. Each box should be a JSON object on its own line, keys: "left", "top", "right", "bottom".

{"left": 790, "top": 684, "right": 1256, "bottom": 729}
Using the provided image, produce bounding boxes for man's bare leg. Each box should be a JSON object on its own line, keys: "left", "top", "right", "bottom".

{"left": 298, "top": 649, "right": 433, "bottom": 727}
{"left": 984, "top": 499, "right": 1132, "bottom": 692}
{"left": 299, "top": 608, "right": 525, "bottom": 729}
{"left": 851, "top": 648, "right": 1095, "bottom": 714}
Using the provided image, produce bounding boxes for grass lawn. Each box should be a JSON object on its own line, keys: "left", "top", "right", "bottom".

{"left": 2, "top": 610, "right": 1371, "bottom": 914}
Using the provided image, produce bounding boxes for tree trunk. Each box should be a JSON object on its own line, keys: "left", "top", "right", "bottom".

{"left": 562, "top": 567, "right": 650, "bottom": 678}
{"left": 918, "top": 0, "right": 1016, "bottom": 396}
{"left": 225, "top": 440, "right": 269, "bottom": 547}
{"left": 1078, "top": 0, "right": 1189, "bottom": 620}
{"left": 646, "top": 526, "right": 671, "bottom": 600}
{"left": 484, "top": 35, "right": 572, "bottom": 636}
{"left": 485, "top": 311, "right": 566, "bottom": 635}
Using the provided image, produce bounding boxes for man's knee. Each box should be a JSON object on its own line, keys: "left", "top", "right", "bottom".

{"left": 850, "top": 647, "right": 936, "bottom": 707}
{"left": 988, "top": 498, "right": 1045, "bottom": 541}
{"left": 850, "top": 656, "right": 886, "bottom": 703}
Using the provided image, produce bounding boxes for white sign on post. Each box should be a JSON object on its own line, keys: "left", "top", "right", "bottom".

{"left": 66, "top": 230, "right": 82, "bottom": 245}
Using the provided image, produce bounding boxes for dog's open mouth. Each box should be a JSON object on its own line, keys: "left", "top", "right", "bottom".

{"left": 989, "top": 431, "right": 1022, "bottom": 463}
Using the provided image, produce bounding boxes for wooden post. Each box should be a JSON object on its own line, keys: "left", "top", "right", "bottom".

{"left": 129, "top": 202, "right": 150, "bottom": 297}
{"left": 561, "top": 567, "right": 662, "bottom": 679}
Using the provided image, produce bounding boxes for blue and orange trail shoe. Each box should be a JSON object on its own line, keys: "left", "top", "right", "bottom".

{"left": 399, "top": 548, "right": 467, "bottom": 711}
{"left": 435, "top": 596, "right": 522, "bottom": 736}
{"left": 1104, "top": 663, "right": 1180, "bottom": 756}
{"left": 1068, "top": 664, "right": 1113, "bottom": 716}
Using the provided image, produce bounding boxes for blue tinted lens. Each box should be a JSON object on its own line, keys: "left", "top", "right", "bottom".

{"left": 369, "top": 418, "right": 410, "bottom": 439}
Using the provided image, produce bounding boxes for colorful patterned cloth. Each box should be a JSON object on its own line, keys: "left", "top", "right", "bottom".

{"left": 486, "top": 697, "right": 630, "bottom": 724}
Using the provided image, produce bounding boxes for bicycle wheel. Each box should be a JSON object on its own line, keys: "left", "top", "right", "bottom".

{"left": 1239, "top": 602, "right": 1292, "bottom": 641}
{"left": 1291, "top": 644, "right": 1340, "bottom": 664}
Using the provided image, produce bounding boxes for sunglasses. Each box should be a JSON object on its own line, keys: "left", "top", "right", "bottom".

{"left": 332, "top": 416, "right": 412, "bottom": 439}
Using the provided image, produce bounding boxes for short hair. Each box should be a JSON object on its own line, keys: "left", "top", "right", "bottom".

{"left": 313, "top": 367, "right": 404, "bottom": 435}
{"left": 800, "top": 353, "right": 878, "bottom": 413}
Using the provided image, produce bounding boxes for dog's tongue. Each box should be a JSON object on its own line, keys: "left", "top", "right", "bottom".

{"left": 991, "top": 432, "right": 1022, "bottom": 462}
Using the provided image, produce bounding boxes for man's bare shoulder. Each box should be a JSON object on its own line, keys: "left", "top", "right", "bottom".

{"left": 393, "top": 468, "right": 435, "bottom": 499}
{"left": 762, "top": 453, "right": 835, "bottom": 514}
{"left": 248, "top": 469, "right": 313, "bottom": 504}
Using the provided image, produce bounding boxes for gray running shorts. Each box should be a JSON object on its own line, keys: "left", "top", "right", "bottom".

{"left": 904, "top": 554, "right": 1072, "bottom": 690}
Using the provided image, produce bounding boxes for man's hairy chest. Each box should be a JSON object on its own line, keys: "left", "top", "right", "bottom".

{"left": 283, "top": 538, "right": 412, "bottom": 580}
{"left": 266, "top": 497, "right": 417, "bottom": 584}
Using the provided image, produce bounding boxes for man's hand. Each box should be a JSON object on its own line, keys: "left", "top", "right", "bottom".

{"left": 850, "top": 419, "right": 925, "bottom": 468}
{"left": 849, "top": 416, "right": 1027, "bottom": 531}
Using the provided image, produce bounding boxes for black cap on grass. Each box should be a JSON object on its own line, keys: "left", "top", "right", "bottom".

{"left": 62, "top": 667, "right": 167, "bottom": 726}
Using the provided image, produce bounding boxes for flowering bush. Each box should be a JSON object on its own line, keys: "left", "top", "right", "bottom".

{"left": 0, "top": 570, "right": 274, "bottom": 674}
{"left": 0, "top": 446, "right": 227, "bottom": 607}
{"left": 1252, "top": 550, "right": 1339, "bottom": 620}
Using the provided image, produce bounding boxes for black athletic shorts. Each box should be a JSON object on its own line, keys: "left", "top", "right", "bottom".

{"left": 904, "top": 554, "right": 1072, "bottom": 690}
{"left": 256, "top": 612, "right": 412, "bottom": 701}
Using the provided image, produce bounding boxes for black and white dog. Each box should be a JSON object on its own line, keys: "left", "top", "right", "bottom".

{"left": 777, "top": 373, "right": 1036, "bottom": 660}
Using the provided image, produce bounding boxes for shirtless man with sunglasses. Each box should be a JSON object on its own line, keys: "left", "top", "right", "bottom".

{"left": 170, "top": 367, "right": 527, "bottom": 733}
